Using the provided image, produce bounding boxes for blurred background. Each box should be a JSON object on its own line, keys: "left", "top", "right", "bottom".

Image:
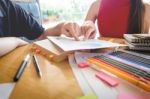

{"left": 39, "top": 0, "right": 150, "bottom": 27}
{"left": 39, "top": 0, "right": 95, "bottom": 27}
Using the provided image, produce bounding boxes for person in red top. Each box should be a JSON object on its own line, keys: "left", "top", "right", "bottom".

{"left": 79, "top": 0, "right": 150, "bottom": 39}
{"left": 97, "top": 0, "right": 130, "bottom": 38}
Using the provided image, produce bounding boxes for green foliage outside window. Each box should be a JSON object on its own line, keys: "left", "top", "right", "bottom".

{"left": 40, "top": 0, "right": 94, "bottom": 21}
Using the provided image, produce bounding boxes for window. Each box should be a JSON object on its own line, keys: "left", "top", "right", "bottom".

{"left": 40, "top": 0, "right": 95, "bottom": 27}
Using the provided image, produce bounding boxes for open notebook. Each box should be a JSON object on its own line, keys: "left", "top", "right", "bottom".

{"left": 47, "top": 36, "right": 124, "bottom": 51}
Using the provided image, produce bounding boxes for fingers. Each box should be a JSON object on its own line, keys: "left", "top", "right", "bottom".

{"left": 80, "top": 26, "right": 86, "bottom": 37}
{"left": 81, "top": 21, "right": 96, "bottom": 40}
{"left": 89, "top": 31, "right": 96, "bottom": 39}
{"left": 61, "top": 27, "right": 72, "bottom": 37}
{"left": 70, "top": 23, "right": 80, "bottom": 40}
{"left": 61, "top": 22, "right": 81, "bottom": 40}
{"left": 74, "top": 23, "right": 82, "bottom": 36}
{"left": 61, "top": 21, "right": 96, "bottom": 40}
{"left": 85, "top": 28, "right": 96, "bottom": 40}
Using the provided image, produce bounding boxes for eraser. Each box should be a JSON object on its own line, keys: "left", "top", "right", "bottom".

{"left": 42, "top": 53, "right": 47, "bottom": 56}
{"left": 95, "top": 71, "right": 119, "bottom": 87}
{"left": 35, "top": 49, "right": 41, "bottom": 53}
{"left": 32, "top": 46, "right": 37, "bottom": 50}
{"left": 78, "top": 62, "right": 89, "bottom": 68}
{"left": 47, "top": 55, "right": 54, "bottom": 59}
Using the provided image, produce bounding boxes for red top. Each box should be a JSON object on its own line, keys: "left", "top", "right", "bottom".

{"left": 97, "top": 0, "right": 130, "bottom": 38}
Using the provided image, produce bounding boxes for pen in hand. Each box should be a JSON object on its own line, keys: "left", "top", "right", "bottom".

{"left": 33, "top": 55, "right": 42, "bottom": 78}
{"left": 14, "top": 54, "right": 30, "bottom": 82}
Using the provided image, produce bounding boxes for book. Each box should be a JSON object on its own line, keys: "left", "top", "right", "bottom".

{"left": 32, "top": 39, "right": 72, "bottom": 62}
{"left": 124, "top": 34, "right": 150, "bottom": 43}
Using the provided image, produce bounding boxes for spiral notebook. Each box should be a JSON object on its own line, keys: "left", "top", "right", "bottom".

{"left": 124, "top": 34, "right": 150, "bottom": 44}
{"left": 125, "top": 41, "right": 150, "bottom": 51}
{"left": 124, "top": 34, "right": 150, "bottom": 51}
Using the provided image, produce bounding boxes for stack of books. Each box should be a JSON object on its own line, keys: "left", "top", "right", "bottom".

{"left": 124, "top": 34, "right": 150, "bottom": 51}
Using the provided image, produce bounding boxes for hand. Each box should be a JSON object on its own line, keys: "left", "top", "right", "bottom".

{"left": 61, "top": 22, "right": 81, "bottom": 40}
{"left": 80, "top": 20, "right": 96, "bottom": 40}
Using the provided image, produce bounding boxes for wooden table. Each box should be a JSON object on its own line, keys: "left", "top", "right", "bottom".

{"left": 0, "top": 37, "right": 150, "bottom": 99}
{"left": 0, "top": 44, "right": 82, "bottom": 99}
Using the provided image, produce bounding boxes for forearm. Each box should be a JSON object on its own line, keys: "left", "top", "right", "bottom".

{"left": 38, "top": 22, "right": 64, "bottom": 39}
{"left": 0, "top": 37, "right": 19, "bottom": 56}
{"left": 0, "top": 37, "right": 27, "bottom": 56}
{"left": 85, "top": 0, "right": 100, "bottom": 22}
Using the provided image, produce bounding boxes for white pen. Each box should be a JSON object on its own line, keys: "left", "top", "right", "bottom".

{"left": 33, "top": 55, "right": 42, "bottom": 77}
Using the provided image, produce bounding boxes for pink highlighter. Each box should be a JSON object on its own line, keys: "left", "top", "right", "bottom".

{"left": 95, "top": 71, "right": 119, "bottom": 87}
{"left": 78, "top": 62, "right": 89, "bottom": 68}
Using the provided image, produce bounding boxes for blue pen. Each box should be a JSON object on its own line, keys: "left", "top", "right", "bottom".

{"left": 14, "top": 54, "right": 30, "bottom": 82}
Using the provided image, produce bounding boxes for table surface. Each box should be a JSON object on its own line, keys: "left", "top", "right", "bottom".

{"left": 0, "top": 37, "right": 150, "bottom": 99}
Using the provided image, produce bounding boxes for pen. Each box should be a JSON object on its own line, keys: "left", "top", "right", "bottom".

{"left": 14, "top": 54, "right": 30, "bottom": 82}
{"left": 33, "top": 55, "right": 42, "bottom": 77}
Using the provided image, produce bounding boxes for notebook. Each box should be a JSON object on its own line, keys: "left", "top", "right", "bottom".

{"left": 124, "top": 34, "right": 150, "bottom": 51}
{"left": 124, "top": 34, "right": 150, "bottom": 43}
{"left": 47, "top": 36, "right": 124, "bottom": 51}
{"left": 125, "top": 41, "right": 150, "bottom": 51}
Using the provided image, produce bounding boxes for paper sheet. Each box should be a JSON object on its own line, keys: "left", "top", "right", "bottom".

{"left": 0, "top": 83, "right": 16, "bottom": 99}
{"left": 48, "top": 36, "right": 124, "bottom": 51}
{"left": 69, "top": 52, "right": 150, "bottom": 99}
{"left": 74, "top": 52, "right": 101, "bottom": 64}
{"left": 68, "top": 55, "right": 94, "bottom": 95}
